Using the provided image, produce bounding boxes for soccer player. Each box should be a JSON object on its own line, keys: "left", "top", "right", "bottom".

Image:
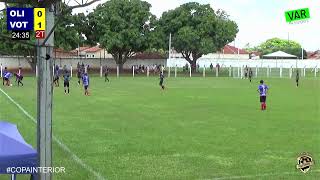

{"left": 14, "top": 68, "right": 23, "bottom": 86}
{"left": 79, "top": 63, "right": 85, "bottom": 84}
{"left": 296, "top": 70, "right": 299, "bottom": 87}
{"left": 3, "top": 71, "right": 12, "bottom": 86}
{"left": 244, "top": 66, "right": 248, "bottom": 79}
{"left": 82, "top": 73, "right": 90, "bottom": 96}
{"left": 77, "top": 66, "right": 82, "bottom": 85}
{"left": 63, "top": 70, "right": 70, "bottom": 94}
{"left": 77, "top": 62, "right": 81, "bottom": 85}
{"left": 104, "top": 65, "right": 110, "bottom": 82}
{"left": 258, "top": 80, "right": 269, "bottom": 111}
{"left": 2, "top": 67, "right": 7, "bottom": 86}
{"left": 81, "top": 63, "right": 85, "bottom": 73}
{"left": 159, "top": 72, "right": 165, "bottom": 90}
{"left": 248, "top": 68, "right": 253, "bottom": 82}
{"left": 53, "top": 65, "right": 60, "bottom": 87}
{"left": 15, "top": 67, "right": 20, "bottom": 82}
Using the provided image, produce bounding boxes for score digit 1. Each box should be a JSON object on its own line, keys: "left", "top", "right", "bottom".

{"left": 34, "top": 8, "right": 45, "bottom": 39}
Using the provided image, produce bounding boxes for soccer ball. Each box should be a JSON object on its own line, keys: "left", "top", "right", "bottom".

{"left": 10, "top": 84, "right": 13, "bottom": 87}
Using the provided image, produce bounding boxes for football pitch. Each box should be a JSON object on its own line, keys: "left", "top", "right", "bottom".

{"left": 0, "top": 76, "right": 319, "bottom": 180}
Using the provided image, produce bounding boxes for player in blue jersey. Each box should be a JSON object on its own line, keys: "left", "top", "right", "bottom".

{"left": 82, "top": 73, "right": 90, "bottom": 96}
{"left": 3, "top": 71, "right": 12, "bottom": 86}
{"left": 2, "top": 67, "right": 7, "bottom": 86}
{"left": 63, "top": 70, "right": 70, "bottom": 94}
{"left": 258, "top": 80, "right": 269, "bottom": 111}
{"left": 159, "top": 72, "right": 165, "bottom": 90}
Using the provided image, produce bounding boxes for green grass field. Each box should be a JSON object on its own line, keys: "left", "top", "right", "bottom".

{"left": 0, "top": 76, "right": 319, "bottom": 180}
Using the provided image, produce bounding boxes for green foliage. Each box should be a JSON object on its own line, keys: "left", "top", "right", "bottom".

{"left": 144, "top": 48, "right": 167, "bottom": 58}
{"left": 145, "top": 16, "right": 167, "bottom": 54}
{"left": 54, "top": 3, "right": 81, "bottom": 51}
{"left": 243, "top": 43, "right": 255, "bottom": 53}
{"left": 256, "top": 38, "right": 307, "bottom": 59}
{"left": 71, "top": 12, "right": 97, "bottom": 46}
{"left": 89, "top": 0, "right": 155, "bottom": 69}
{"left": 158, "top": 2, "right": 238, "bottom": 71}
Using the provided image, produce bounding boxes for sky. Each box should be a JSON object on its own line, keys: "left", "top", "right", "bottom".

{"left": 1, "top": 0, "right": 319, "bottom": 51}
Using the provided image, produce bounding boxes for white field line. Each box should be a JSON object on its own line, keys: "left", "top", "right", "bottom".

{"left": 0, "top": 88, "right": 106, "bottom": 180}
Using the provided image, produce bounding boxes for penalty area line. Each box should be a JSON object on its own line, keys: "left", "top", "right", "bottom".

{"left": 0, "top": 87, "right": 106, "bottom": 180}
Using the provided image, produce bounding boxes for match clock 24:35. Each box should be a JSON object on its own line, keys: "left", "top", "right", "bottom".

{"left": 11, "top": 30, "right": 30, "bottom": 40}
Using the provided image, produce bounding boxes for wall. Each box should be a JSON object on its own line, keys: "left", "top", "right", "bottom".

{"left": 0, "top": 56, "right": 166, "bottom": 70}
{"left": 2, "top": 56, "right": 318, "bottom": 70}
{"left": 167, "top": 58, "right": 320, "bottom": 68}
{"left": 202, "top": 54, "right": 251, "bottom": 59}
{"left": 85, "top": 50, "right": 113, "bottom": 59}
{"left": 171, "top": 53, "right": 251, "bottom": 59}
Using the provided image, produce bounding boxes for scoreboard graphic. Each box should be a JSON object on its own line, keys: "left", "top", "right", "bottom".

{"left": 7, "top": 8, "right": 46, "bottom": 40}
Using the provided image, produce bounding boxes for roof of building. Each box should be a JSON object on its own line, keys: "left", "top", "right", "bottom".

{"left": 70, "top": 46, "right": 91, "bottom": 53}
{"left": 222, "top": 45, "right": 249, "bottom": 54}
{"left": 308, "top": 50, "right": 320, "bottom": 59}
{"left": 83, "top": 46, "right": 103, "bottom": 53}
{"left": 54, "top": 48, "right": 77, "bottom": 58}
{"left": 54, "top": 48, "right": 65, "bottom": 52}
{"left": 263, "top": 51, "right": 297, "bottom": 58}
{"left": 131, "top": 52, "right": 166, "bottom": 59}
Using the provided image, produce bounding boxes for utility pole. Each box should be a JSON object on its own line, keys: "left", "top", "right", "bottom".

{"left": 37, "top": 5, "right": 54, "bottom": 180}
{"left": 168, "top": 33, "right": 172, "bottom": 59}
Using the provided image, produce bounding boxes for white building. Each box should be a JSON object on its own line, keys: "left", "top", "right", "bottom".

{"left": 71, "top": 46, "right": 113, "bottom": 59}
{"left": 170, "top": 45, "right": 259, "bottom": 60}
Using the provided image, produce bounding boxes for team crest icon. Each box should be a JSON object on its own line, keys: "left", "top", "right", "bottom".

{"left": 296, "top": 153, "right": 313, "bottom": 173}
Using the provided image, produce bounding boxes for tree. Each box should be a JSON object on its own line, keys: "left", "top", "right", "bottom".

{"left": 80, "top": 12, "right": 100, "bottom": 46}
{"left": 89, "top": 0, "right": 155, "bottom": 71}
{"left": 244, "top": 43, "right": 255, "bottom": 53}
{"left": 158, "top": 2, "right": 238, "bottom": 72}
{"left": 54, "top": 3, "right": 82, "bottom": 51}
{"left": 71, "top": 12, "right": 98, "bottom": 46}
{"left": 256, "top": 38, "right": 307, "bottom": 59}
{"left": 145, "top": 16, "right": 167, "bottom": 54}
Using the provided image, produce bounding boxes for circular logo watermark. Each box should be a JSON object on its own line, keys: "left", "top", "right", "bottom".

{"left": 296, "top": 153, "right": 313, "bottom": 173}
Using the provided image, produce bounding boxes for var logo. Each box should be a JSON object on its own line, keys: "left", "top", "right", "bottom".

{"left": 7, "top": 8, "right": 34, "bottom": 31}
{"left": 285, "top": 8, "right": 310, "bottom": 23}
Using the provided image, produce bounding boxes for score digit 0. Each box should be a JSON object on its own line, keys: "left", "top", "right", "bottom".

{"left": 34, "top": 8, "right": 45, "bottom": 39}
